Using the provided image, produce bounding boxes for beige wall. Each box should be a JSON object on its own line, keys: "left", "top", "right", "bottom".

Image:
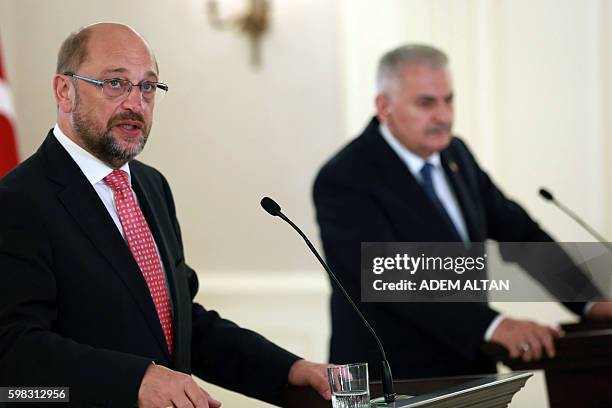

{"left": 342, "top": 0, "right": 612, "bottom": 242}
{"left": 1, "top": 1, "right": 610, "bottom": 407}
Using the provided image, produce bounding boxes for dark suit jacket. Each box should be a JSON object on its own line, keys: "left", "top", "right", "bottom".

{"left": 313, "top": 117, "right": 596, "bottom": 380}
{"left": 0, "top": 130, "right": 299, "bottom": 407}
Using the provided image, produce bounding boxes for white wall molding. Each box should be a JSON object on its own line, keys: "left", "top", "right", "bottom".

{"left": 196, "top": 269, "right": 331, "bottom": 295}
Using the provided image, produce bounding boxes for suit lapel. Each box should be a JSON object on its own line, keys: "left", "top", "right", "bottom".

{"left": 41, "top": 133, "right": 171, "bottom": 359}
{"left": 131, "top": 169, "right": 191, "bottom": 369}
{"left": 441, "top": 149, "right": 485, "bottom": 241}
{"left": 131, "top": 171, "right": 179, "bottom": 353}
{"left": 363, "top": 120, "right": 430, "bottom": 206}
{"left": 130, "top": 172, "right": 175, "bottom": 299}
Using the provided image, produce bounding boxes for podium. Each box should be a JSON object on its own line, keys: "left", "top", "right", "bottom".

{"left": 282, "top": 372, "right": 531, "bottom": 407}
{"left": 484, "top": 320, "right": 612, "bottom": 407}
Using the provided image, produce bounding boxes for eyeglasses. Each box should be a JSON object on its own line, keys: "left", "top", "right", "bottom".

{"left": 63, "top": 72, "right": 168, "bottom": 101}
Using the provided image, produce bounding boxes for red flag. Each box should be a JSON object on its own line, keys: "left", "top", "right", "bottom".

{"left": 0, "top": 36, "right": 19, "bottom": 177}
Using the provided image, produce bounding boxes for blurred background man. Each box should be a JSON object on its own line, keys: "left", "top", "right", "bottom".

{"left": 313, "top": 44, "right": 612, "bottom": 379}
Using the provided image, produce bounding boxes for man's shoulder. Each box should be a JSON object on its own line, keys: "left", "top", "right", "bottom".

{"left": 0, "top": 151, "right": 50, "bottom": 222}
{"left": 322, "top": 136, "right": 368, "bottom": 170}
{"left": 0, "top": 150, "right": 46, "bottom": 191}
{"left": 316, "top": 120, "right": 381, "bottom": 181}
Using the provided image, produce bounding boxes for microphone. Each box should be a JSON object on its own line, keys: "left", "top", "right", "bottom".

{"left": 539, "top": 188, "right": 612, "bottom": 251}
{"left": 260, "top": 197, "right": 397, "bottom": 403}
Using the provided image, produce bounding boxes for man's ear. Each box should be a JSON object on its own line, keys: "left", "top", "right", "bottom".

{"left": 53, "top": 74, "right": 75, "bottom": 113}
{"left": 375, "top": 94, "right": 391, "bottom": 122}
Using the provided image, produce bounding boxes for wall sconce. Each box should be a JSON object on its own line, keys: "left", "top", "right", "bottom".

{"left": 206, "top": 0, "right": 269, "bottom": 67}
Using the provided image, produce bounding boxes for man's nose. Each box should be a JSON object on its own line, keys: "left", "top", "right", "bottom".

{"left": 121, "top": 86, "right": 145, "bottom": 113}
{"left": 433, "top": 103, "right": 453, "bottom": 123}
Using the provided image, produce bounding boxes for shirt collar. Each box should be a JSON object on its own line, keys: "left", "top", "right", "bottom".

{"left": 53, "top": 123, "right": 131, "bottom": 186}
{"left": 379, "top": 123, "right": 441, "bottom": 177}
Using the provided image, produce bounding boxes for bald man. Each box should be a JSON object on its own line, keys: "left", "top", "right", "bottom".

{"left": 0, "top": 23, "right": 330, "bottom": 408}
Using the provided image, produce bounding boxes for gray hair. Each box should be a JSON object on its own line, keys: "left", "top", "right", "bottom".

{"left": 376, "top": 44, "right": 448, "bottom": 95}
{"left": 56, "top": 25, "right": 93, "bottom": 74}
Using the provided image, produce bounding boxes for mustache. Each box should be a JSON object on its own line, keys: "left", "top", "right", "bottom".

{"left": 425, "top": 123, "right": 451, "bottom": 135}
{"left": 108, "top": 112, "right": 146, "bottom": 129}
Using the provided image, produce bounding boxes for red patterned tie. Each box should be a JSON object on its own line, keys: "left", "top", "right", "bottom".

{"left": 104, "top": 169, "right": 173, "bottom": 355}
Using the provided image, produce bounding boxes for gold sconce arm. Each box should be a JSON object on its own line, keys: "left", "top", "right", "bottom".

{"left": 206, "top": 0, "right": 269, "bottom": 67}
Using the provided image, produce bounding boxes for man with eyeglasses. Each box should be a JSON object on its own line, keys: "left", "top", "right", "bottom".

{"left": 0, "top": 22, "right": 330, "bottom": 407}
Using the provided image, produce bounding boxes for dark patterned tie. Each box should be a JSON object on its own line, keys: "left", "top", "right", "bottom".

{"left": 420, "top": 162, "right": 461, "bottom": 241}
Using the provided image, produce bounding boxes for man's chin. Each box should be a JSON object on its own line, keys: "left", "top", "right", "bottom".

{"left": 103, "top": 141, "right": 144, "bottom": 167}
{"left": 429, "top": 133, "right": 452, "bottom": 150}
{"left": 110, "top": 128, "right": 146, "bottom": 152}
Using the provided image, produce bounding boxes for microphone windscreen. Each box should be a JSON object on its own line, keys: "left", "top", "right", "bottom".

{"left": 260, "top": 197, "right": 281, "bottom": 216}
{"left": 539, "top": 188, "right": 554, "bottom": 201}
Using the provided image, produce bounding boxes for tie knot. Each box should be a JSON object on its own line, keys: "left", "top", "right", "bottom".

{"left": 420, "top": 162, "right": 434, "bottom": 179}
{"left": 103, "top": 169, "right": 130, "bottom": 192}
